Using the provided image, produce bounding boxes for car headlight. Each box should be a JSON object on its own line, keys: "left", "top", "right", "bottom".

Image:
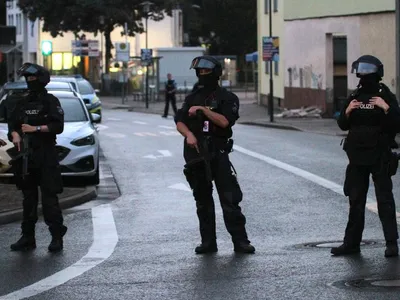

{"left": 92, "top": 96, "right": 99, "bottom": 104}
{"left": 71, "top": 134, "right": 95, "bottom": 146}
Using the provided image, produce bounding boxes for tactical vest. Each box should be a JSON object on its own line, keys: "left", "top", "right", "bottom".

{"left": 344, "top": 84, "right": 391, "bottom": 165}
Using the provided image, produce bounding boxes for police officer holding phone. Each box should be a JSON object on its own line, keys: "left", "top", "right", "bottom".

{"left": 8, "top": 62, "right": 67, "bottom": 253}
{"left": 332, "top": 55, "right": 400, "bottom": 257}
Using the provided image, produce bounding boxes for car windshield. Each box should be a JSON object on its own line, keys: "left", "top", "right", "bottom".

{"left": 47, "top": 82, "right": 72, "bottom": 91}
{"left": 59, "top": 98, "right": 88, "bottom": 122}
{"left": 77, "top": 80, "right": 94, "bottom": 94}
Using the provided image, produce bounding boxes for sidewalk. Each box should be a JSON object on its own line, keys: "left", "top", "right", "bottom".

{"left": 0, "top": 185, "right": 97, "bottom": 225}
{"left": 101, "top": 93, "right": 347, "bottom": 137}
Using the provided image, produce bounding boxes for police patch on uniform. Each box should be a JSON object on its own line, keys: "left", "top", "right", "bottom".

{"left": 57, "top": 106, "right": 64, "bottom": 115}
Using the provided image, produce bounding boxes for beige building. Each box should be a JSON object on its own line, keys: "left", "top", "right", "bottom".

{"left": 257, "top": 0, "right": 397, "bottom": 116}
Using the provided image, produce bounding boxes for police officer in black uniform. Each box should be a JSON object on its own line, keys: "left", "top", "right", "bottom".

{"left": 332, "top": 55, "right": 400, "bottom": 257}
{"left": 8, "top": 62, "right": 67, "bottom": 252}
{"left": 162, "top": 73, "right": 178, "bottom": 118}
{"left": 175, "top": 55, "right": 255, "bottom": 254}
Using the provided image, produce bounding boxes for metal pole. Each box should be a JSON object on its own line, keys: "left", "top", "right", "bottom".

{"left": 145, "top": 15, "right": 149, "bottom": 108}
{"left": 396, "top": 0, "right": 400, "bottom": 101}
{"left": 268, "top": 0, "right": 274, "bottom": 122}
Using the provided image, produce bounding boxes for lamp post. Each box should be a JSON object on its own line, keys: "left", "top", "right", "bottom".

{"left": 99, "top": 16, "right": 105, "bottom": 74}
{"left": 141, "top": 1, "right": 153, "bottom": 109}
{"left": 268, "top": 0, "right": 274, "bottom": 122}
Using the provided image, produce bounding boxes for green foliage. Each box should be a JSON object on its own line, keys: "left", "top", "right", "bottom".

{"left": 186, "top": 0, "right": 257, "bottom": 58}
{"left": 17, "top": 0, "right": 172, "bottom": 38}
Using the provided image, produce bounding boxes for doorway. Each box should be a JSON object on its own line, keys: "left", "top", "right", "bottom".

{"left": 333, "top": 36, "right": 348, "bottom": 114}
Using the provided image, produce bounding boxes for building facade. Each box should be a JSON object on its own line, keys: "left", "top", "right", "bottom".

{"left": 257, "top": 0, "right": 284, "bottom": 106}
{"left": 257, "top": 0, "right": 397, "bottom": 116}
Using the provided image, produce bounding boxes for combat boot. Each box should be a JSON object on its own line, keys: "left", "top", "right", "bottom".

{"left": 385, "top": 241, "right": 399, "bottom": 257}
{"left": 195, "top": 240, "right": 218, "bottom": 254}
{"left": 234, "top": 241, "right": 255, "bottom": 254}
{"left": 330, "top": 243, "right": 360, "bottom": 256}
{"left": 48, "top": 225, "right": 67, "bottom": 253}
{"left": 10, "top": 234, "right": 36, "bottom": 251}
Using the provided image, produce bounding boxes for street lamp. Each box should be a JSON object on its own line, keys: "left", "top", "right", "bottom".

{"left": 140, "top": 1, "right": 153, "bottom": 109}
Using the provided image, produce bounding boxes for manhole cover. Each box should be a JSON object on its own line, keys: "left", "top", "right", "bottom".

{"left": 332, "top": 278, "right": 400, "bottom": 291}
{"left": 291, "top": 240, "right": 385, "bottom": 250}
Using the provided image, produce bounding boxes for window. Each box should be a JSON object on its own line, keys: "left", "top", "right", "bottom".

{"left": 77, "top": 80, "right": 94, "bottom": 94}
{"left": 8, "top": 14, "right": 14, "bottom": 26}
{"left": 31, "top": 21, "right": 35, "bottom": 37}
{"left": 264, "top": 0, "right": 269, "bottom": 14}
{"left": 274, "top": 61, "right": 279, "bottom": 75}
{"left": 265, "top": 61, "right": 270, "bottom": 74}
{"left": 273, "top": 0, "right": 278, "bottom": 12}
{"left": 58, "top": 98, "right": 88, "bottom": 122}
{"left": 16, "top": 14, "right": 21, "bottom": 34}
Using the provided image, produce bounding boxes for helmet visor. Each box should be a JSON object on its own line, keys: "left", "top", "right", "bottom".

{"left": 190, "top": 58, "right": 216, "bottom": 70}
{"left": 351, "top": 62, "right": 378, "bottom": 75}
{"left": 17, "top": 64, "right": 40, "bottom": 77}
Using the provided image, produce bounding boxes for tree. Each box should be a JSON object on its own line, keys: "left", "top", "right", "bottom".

{"left": 17, "top": 0, "right": 175, "bottom": 74}
{"left": 185, "top": 0, "right": 257, "bottom": 76}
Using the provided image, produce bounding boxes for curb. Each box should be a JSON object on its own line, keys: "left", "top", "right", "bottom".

{"left": 0, "top": 186, "right": 97, "bottom": 225}
{"left": 238, "top": 121, "right": 302, "bottom": 132}
{"left": 238, "top": 121, "right": 348, "bottom": 137}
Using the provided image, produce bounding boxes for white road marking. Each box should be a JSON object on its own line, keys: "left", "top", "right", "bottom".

{"left": 168, "top": 183, "right": 192, "bottom": 192}
{"left": 134, "top": 132, "right": 158, "bottom": 137}
{"left": 133, "top": 121, "right": 147, "bottom": 125}
{"left": 106, "top": 118, "right": 121, "bottom": 121}
{"left": 159, "top": 131, "right": 180, "bottom": 136}
{"left": 158, "top": 125, "right": 175, "bottom": 129}
{"left": 233, "top": 145, "right": 400, "bottom": 224}
{"left": 95, "top": 124, "right": 109, "bottom": 131}
{"left": 0, "top": 204, "right": 118, "bottom": 300}
{"left": 101, "top": 132, "right": 126, "bottom": 138}
{"left": 143, "top": 150, "right": 173, "bottom": 159}
{"left": 158, "top": 150, "right": 172, "bottom": 157}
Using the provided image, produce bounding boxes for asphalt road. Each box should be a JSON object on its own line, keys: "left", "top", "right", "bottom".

{"left": 1, "top": 109, "right": 400, "bottom": 300}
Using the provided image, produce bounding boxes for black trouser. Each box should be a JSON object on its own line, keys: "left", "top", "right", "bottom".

{"left": 189, "top": 151, "right": 249, "bottom": 244}
{"left": 163, "top": 94, "right": 177, "bottom": 117}
{"left": 19, "top": 163, "right": 65, "bottom": 237}
{"left": 343, "top": 162, "right": 399, "bottom": 246}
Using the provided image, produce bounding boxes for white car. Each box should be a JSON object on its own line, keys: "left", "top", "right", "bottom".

{"left": 0, "top": 90, "right": 100, "bottom": 185}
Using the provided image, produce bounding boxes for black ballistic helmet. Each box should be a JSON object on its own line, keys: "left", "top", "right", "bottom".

{"left": 190, "top": 55, "right": 223, "bottom": 77}
{"left": 17, "top": 62, "right": 51, "bottom": 86}
{"left": 351, "top": 55, "right": 384, "bottom": 78}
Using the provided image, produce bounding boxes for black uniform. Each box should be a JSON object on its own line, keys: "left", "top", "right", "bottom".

{"left": 8, "top": 62, "right": 67, "bottom": 252}
{"left": 163, "top": 79, "right": 177, "bottom": 117}
{"left": 332, "top": 55, "right": 400, "bottom": 257}
{"left": 175, "top": 55, "right": 254, "bottom": 254}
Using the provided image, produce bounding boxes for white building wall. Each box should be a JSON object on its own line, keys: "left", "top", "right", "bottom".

{"left": 284, "top": 16, "right": 360, "bottom": 91}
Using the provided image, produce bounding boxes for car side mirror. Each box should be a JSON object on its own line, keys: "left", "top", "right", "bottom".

{"left": 91, "top": 113, "right": 101, "bottom": 123}
{"left": 94, "top": 89, "right": 100, "bottom": 93}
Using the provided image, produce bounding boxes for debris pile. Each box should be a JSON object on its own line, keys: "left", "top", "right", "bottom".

{"left": 275, "top": 106, "right": 322, "bottom": 118}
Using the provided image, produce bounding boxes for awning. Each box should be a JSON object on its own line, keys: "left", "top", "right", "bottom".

{"left": 0, "top": 43, "right": 23, "bottom": 54}
{"left": 245, "top": 51, "right": 258, "bottom": 63}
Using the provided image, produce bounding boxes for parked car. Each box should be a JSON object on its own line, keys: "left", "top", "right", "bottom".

{"left": 0, "top": 80, "right": 76, "bottom": 100}
{"left": 50, "top": 76, "right": 102, "bottom": 122}
{"left": 0, "top": 90, "right": 100, "bottom": 185}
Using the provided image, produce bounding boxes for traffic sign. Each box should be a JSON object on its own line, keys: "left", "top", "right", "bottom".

{"left": 71, "top": 40, "right": 99, "bottom": 57}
